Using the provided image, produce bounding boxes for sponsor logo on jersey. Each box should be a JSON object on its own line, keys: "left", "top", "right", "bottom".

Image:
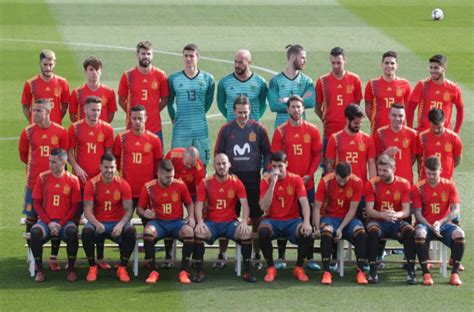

{"left": 248, "top": 132, "right": 256, "bottom": 142}
{"left": 233, "top": 143, "right": 250, "bottom": 156}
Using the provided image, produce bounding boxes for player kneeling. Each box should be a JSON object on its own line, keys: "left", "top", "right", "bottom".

{"left": 82, "top": 153, "right": 136, "bottom": 282}
{"left": 193, "top": 154, "right": 255, "bottom": 283}
{"left": 258, "top": 151, "right": 313, "bottom": 282}
{"left": 30, "top": 148, "right": 81, "bottom": 282}
{"left": 314, "top": 162, "right": 368, "bottom": 284}
{"left": 137, "top": 160, "right": 195, "bottom": 284}
{"left": 413, "top": 156, "right": 465, "bottom": 286}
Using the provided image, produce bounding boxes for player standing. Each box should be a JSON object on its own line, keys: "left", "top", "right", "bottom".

{"left": 217, "top": 49, "right": 267, "bottom": 122}
{"left": 21, "top": 50, "right": 70, "bottom": 125}
{"left": 168, "top": 44, "right": 215, "bottom": 165}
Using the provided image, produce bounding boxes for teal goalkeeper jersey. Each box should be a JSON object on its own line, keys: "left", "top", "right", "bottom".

{"left": 167, "top": 70, "right": 215, "bottom": 140}
{"left": 217, "top": 73, "right": 268, "bottom": 122}
{"left": 268, "top": 72, "right": 315, "bottom": 129}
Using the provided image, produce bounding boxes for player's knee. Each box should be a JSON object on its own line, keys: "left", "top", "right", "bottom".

{"left": 180, "top": 225, "right": 194, "bottom": 238}
{"left": 26, "top": 216, "right": 37, "bottom": 225}
{"left": 82, "top": 226, "right": 95, "bottom": 237}
{"left": 30, "top": 226, "right": 43, "bottom": 240}
{"left": 123, "top": 226, "right": 137, "bottom": 238}
{"left": 258, "top": 225, "right": 272, "bottom": 240}
{"left": 415, "top": 228, "right": 427, "bottom": 239}
{"left": 400, "top": 223, "right": 414, "bottom": 237}
{"left": 322, "top": 225, "right": 334, "bottom": 234}
{"left": 65, "top": 225, "right": 78, "bottom": 240}
{"left": 144, "top": 226, "right": 157, "bottom": 239}
{"left": 367, "top": 223, "right": 381, "bottom": 237}
{"left": 353, "top": 226, "right": 366, "bottom": 238}
{"left": 452, "top": 228, "right": 465, "bottom": 240}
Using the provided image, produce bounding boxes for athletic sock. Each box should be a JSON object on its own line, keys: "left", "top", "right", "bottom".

{"left": 320, "top": 230, "right": 333, "bottom": 272}
{"left": 451, "top": 237, "right": 465, "bottom": 274}
{"left": 181, "top": 237, "right": 194, "bottom": 271}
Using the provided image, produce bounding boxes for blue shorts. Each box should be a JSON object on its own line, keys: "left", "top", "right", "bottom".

{"left": 35, "top": 220, "right": 76, "bottom": 242}
{"left": 205, "top": 220, "right": 239, "bottom": 245}
{"left": 147, "top": 219, "right": 186, "bottom": 240}
{"left": 260, "top": 218, "right": 302, "bottom": 245}
{"left": 416, "top": 223, "right": 459, "bottom": 247}
{"left": 23, "top": 188, "right": 36, "bottom": 218}
{"left": 320, "top": 216, "right": 364, "bottom": 243}
{"left": 84, "top": 221, "right": 133, "bottom": 244}
{"left": 370, "top": 220, "right": 403, "bottom": 240}
{"left": 171, "top": 137, "right": 210, "bottom": 165}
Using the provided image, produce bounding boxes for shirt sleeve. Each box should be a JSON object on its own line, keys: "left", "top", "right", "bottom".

{"left": 411, "top": 185, "right": 422, "bottom": 209}
{"left": 196, "top": 179, "right": 207, "bottom": 203}
{"left": 137, "top": 185, "right": 149, "bottom": 208}
{"left": 352, "top": 178, "right": 363, "bottom": 202}
{"left": 21, "top": 80, "right": 32, "bottom": 106}
{"left": 205, "top": 74, "right": 215, "bottom": 113}
{"left": 364, "top": 81, "right": 373, "bottom": 102}
{"left": 216, "top": 80, "right": 227, "bottom": 118}
{"left": 18, "top": 129, "right": 29, "bottom": 164}
{"left": 303, "top": 78, "right": 315, "bottom": 109}
{"left": 314, "top": 178, "right": 327, "bottom": 202}
{"left": 315, "top": 78, "right": 323, "bottom": 104}
{"left": 83, "top": 180, "right": 94, "bottom": 202}
{"left": 121, "top": 180, "right": 133, "bottom": 201}
{"left": 364, "top": 180, "right": 375, "bottom": 203}
{"left": 69, "top": 89, "right": 78, "bottom": 114}
{"left": 325, "top": 135, "right": 336, "bottom": 161}
{"left": 117, "top": 73, "right": 128, "bottom": 97}
{"left": 268, "top": 77, "right": 287, "bottom": 113}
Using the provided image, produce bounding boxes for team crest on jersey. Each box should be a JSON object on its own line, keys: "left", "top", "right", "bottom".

{"left": 346, "top": 85, "right": 354, "bottom": 94}
{"left": 394, "top": 190, "right": 401, "bottom": 201}
{"left": 358, "top": 142, "right": 365, "bottom": 152}
{"left": 443, "top": 92, "right": 451, "bottom": 101}
{"left": 54, "top": 87, "right": 61, "bottom": 97}
{"left": 297, "top": 82, "right": 302, "bottom": 88}
{"left": 249, "top": 131, "right": 257, "bottom": 142}
{"left": 51, "top": 135, "right": 58, "bottom": 145}
{"left": 441, "top": 191, "right": 448, "bottom": 202}
{"left": 287, "top": 186, "right": 294, "bottom": 196}
{"left": 304, "top": 134, "right": 311, "bottom": 143}
{"left": 403, "top": 138, "right": 410, "bottom": 148}
{"left": 445, "top": 143, "right": 452, "bottom": 152}
{"left": 113, "top": 190, "right": 121, "bottom": 201}
{"left": 97, "top": 132, "right": 105, "bottom": 142}
{"left": 228, "top": 190, "right": 235, "bottom": 199}
{"left": 151, "top": 80, "right": 158, "bottom": 89}
{"left": 63, "top": 185, "right": 71, "bottom": 195}
{"left": 144, "top": 143, "right": 152, "bottom": 153}
{"left": 101, "top": 96, "right": 107, "bottom": 106}
{"left": 172, "top": 192, "right": 179, "bottom": 202}
{"left": 186, "top": 174, "right": 194, "bottom": 182}
{"left": 396, "top": 88, "right": 403, "bottom": 97}
{"left": 251, "top": 85, "right": 257, "bottom": 92}
{"left": 346, "top": 187, "right": 353, "bottom": 198}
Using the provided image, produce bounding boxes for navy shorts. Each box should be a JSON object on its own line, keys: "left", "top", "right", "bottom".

{"left": 260, "top": 218, "right": 302, "bottom": 245}
{"left": 84, "top": 221, "right": 133, "bottom": 244}
{"left": 370, "top": 220, "right": 405, "bottom": 240}
{"left": 35, "top": 220, "right": 76, "bottom": 242}
{"left": 205, "top": 220, "right": 239, "bottom": 245}
{"left": 416, "top": 223, "right": 459, "bottom": 247}
{"left": 147, "top": 219, "right": 186, "bottom": 240}
{"left": 321, "top": 216, "right": 364, "bottom": 243}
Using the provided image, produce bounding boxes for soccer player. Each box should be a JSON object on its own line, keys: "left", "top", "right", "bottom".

{"left": 82, "top": 153, "right": 136, "bottom": 282}
{"left": 18, "top": 99, "right": 68, "bottom": 270}
{"left": 168, "top": 44, "right": 215, "bottom": 165}
{"left": 315, "top": 47, "right": 363, "bottom": 160}
{"left": 258, "top": 151, "right": 313, "bottom": 282}
{"left": 29, "top": 148, "right": 81, "bottom": 282}
{"left": 215, "top": 95, "right": 271, "bottom": 269}
{"left": 268, "top": 44, "right": 315, "bottom": 128}
{"left": 417, "top": 108, "right": 462, "bottom": 180}
{"left": 193, "top": 153, "right": 254, "bottom": 283}
{"left": 137, "top": 160, "right": 195, "bottom": 284}
{"left": 271, "top": 95, "right": 322, "bottom": 270}
{"left": 325, "top": 104, "right": 376, "bottom": 223}
{"left": 21, "top": 49, "right": 70, "bottom": 125}
{"left": 113, "top": 105, "right": 163, "bottom": 210}
{"left": 365, "top": 154, "right": 416, "bottom": 284}
{"left": 413, "top": 156, "right": 465, "bottom": 286}
{"left": 118, "top": 41, "right": 169, "bottom": 143}
{"left": 373, "top": 103, "right": 417, "bottom": 184}
{"left": 407, "top": 54, "right": 464, "bottom": 133}
{"left": 69, "top": 56, "right": 117, "bottom": 123}
{"left": 313, "top": 162, "right": 368, "bottom": 285}
{"left": 217, "top": 49, "right": 268, "bottom": 122}
{"left": 364, "top": 51, "right": 412, "bottom": 134}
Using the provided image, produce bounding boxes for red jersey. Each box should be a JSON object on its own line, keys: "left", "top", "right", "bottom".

{"left": 68, "top": 119, "right": 114, "bottom": 187}
{"left": 32, "top": 171, "right": 81, "bottom": 224}
{"left": 118, "top": 66, "right": 169, "bottom": 133}
{"left": 138, "top": 179, "right": 192, "bottom": 220}
{"left": 316, "top": 71, "right": 363, "bottom": 138}
{"left": 196, "top": 174, "right": 246, "bottom": 222}
{"left": 165, "top": 148, "right": 205, "bottom": 196}
{"left": 374, "top": 125, "right": 418, "bottom": 184}
{"left": 113, "top": 130, "right": 163, "bottom": 197}
{"left": 69, "top": 83, "right": 117, "bottom": 122}
{"left": 417, "top": 128, "right": 462, "bottom": 180}
{"left": 271, "top": 120, "right": 322, "bottom": 190}
{"left": 18, "top": 123, "right": 68, "bottom": 189}
{"left": 364, "top": 176, "right": 411, "bottom": 221}
{"left": 315, "top": 173, "right": 363, "bottom": 218}
{"left": 412, "top": 178, "right": 459, "bottom": 225}
{"left": 83, "top": 175, "right": 132, "bottom": 222}
{"left": 260, "top": 172, "right": 306, "bottom": 220}
{"left": 21, "top": 74, "right": 70, "bottom": 125}
{"left": 408, "top": 78, "right": 464, "bottom": 133}
{"left": 364, "top": 76, "right": 411, "bottom": 133}
{"left": 326, "top": 130, "right": 375, "bottom": 183}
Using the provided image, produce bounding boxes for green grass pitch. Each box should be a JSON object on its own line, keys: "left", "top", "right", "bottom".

{"left": 0, "top": 0, "right": 472, "bottom": 311}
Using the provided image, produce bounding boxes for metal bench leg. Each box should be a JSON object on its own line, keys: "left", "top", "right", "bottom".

{"left": 172, "top": 239, "right": 177, "bottom": 261}
{"left": 133, "top": 239, "right": 139, "bottom": 277}
{"left": 337, "top": 239, "right": 344, "bottom": 277}
{"left": 440, "top": 241, "right": 448, "bottom": 278}
{"left": 236, "top": 243, "right": 242, "bottom": 276}
{"left": 28, "top": 247, "right": 35, "bottom": 277}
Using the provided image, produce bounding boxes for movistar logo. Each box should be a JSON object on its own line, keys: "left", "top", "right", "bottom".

{"left": 233, "top": 143, "right": 250, "bottom": 156}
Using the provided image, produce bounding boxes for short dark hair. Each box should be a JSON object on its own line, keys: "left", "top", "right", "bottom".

{"left": 428, "top": 108, "right": 445, "bottom": 124}
{"left": 425, "top": 156, "right": 441, "bottom": 171}
{"left": 330, "top": 47, "right": 345, "bottom": 58}
{"left": 335, "top": 162, "right": 351, "bottom": 178}
{"left": 390, "top": 103, "right": 405, "bottom": 110}
{"left": 131, "top": 105, "right": 146, "bottom": 113}
{"left": 271, "top": 151, "right": 287, "bottom": 163}
{"left": 51, "top": 148, "right": 67, "bottom": 160}
{"left": 233, "top": 95, "right": 250, "bottom": 110}
{"left": 83, "top": 56, "right": 103, "bottom": 70}
{"left": 344, "top": 104, "right": 364, "bottom": 121}
{"left": 183, "top": 43, "right": 199, "bottom": 54}
{"left": 136, "top": 41, "right": 153, "bottom": 52}
{"left": 39, "top": 49, "right": 55, "bottom": 61}
{"left": 287, "top": 95, "right": 304, "bottom": 107}
{"left": 377, "top": 153, "right": 395, "bottom": 168}
{"left": 285, "top": 44, "right": 305, "bottom": 60}
{"left": 429, "top": 54, "right": 447, "bottom": 66}
{"left": 382, "top": 51, "right": 397, "bottom": 61}
{"left": 85, "top": 95, "right": 102, "bottom": 105}
{"left": 100, "top": 152, "right": 116, "bottom": 164}
{"left": 159, "top": 159, "right": 174, "bottom": 173}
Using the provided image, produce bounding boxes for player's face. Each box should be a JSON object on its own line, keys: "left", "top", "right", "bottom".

{"left": 137, "top": 48, "right": 153, "bottom": 68}
{"left": 100, "top": 160, "right": 116, "bottom": 180}
{"left": 389, "top": 107, "right": 405, "bottom": 128}
{"left": 234, "top": 103, "right": 250, "bottom": 125}
{"left": 159, "top": 169, "right": 174, "bottom": 187}
{"left": 425, "top": 167, "right": 441, "bottom": 185}
{"left": 382, "top": 57, "right": 398, "bottom": 76}
{"left": 429, "top": 62, "right": 446, "bottom": 81}
{"left": 377, "top": 164, "right": 394, "bottom": 182}
{"left": 183, "top": 154, "right": 197, "bottom": 169}
{"left": 430, "top": 122, "right": 444, "bottom": 135}
{"left": 40, "top": 58, "right": 55, "bottom": 78}
{"left": 49, "top": 155, "right": 66, "bottom": 175}
{"left": 183, "top": 50, "right": 199, "bottom": 69}
{"left": 287, "top": 100, "right": 304, "bottom": 121}
{"left": 293, "top": 51, "right": 307, "bottom": 70}
{"left": 335, "top": 174, "right": 350, "bottom": 187}
{"left": 130, "top": 111, "right": 146, "bottom": 132}
{"left": 234, "top": 53, "right": 250, "bottom": 75}
{"left": 32, "top": 103, "right": 49, "bottom": 123}
{"left": 330, "top": 55, "right": 345, "bottom": 76}
{"left": 85, "top": 65, "right": 101, "bottom": 83}
{"left": 271, "top": 160, "right": 287, "bottom": 180}
{"left": 348, "top": 117, "right": 362, "bottom": 133}
{"left": 214, "top": 155, "right": 230, "bottom": 178}
{"left": 85, "top": 102, "right": 102, "bottom": 122}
